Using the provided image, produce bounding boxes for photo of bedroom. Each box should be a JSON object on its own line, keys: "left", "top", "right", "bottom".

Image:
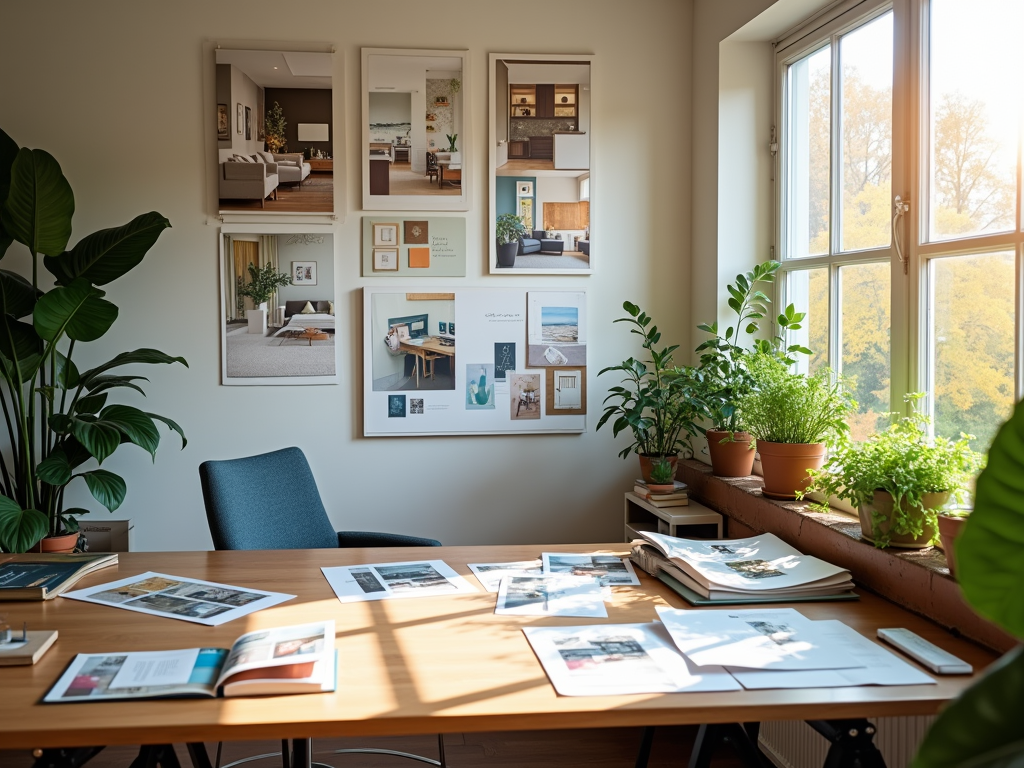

{"left": 220, "top": 232, "right": 336, "bottom": 385}
{"left": 371, "top": 292, "right": 455, "bottom": 392}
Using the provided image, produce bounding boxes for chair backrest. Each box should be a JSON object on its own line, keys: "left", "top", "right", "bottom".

{"left": 199, "top": 447, "right": 339, "bottom": 550}
{"left": 426, "top": 152, "right": 438, "bottom": 170}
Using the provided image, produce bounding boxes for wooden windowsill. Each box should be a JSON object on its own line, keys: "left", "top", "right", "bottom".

{"left": 675, "top": 458, "right": 1016, "bottom": 653}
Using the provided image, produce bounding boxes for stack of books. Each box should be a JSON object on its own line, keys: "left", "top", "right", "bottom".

{"left": 630, "top": 530, "right": 857, "bottom": 604}
{"left": 632, "top": 479, "right": 689, "bottom": 507}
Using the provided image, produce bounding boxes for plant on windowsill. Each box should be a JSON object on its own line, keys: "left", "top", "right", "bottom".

{"left": 597, "top": 302, "right": 707, "bottom": 484}
{"left": 799, "top": 394, "right": 982, "bottom": 549}
{"left": 695, "top": 260, "right": 811, "bottom": 477}
{"left": 738, "top": 351, "right": 855, "bottom": 500}
{"left": 0, "top": 128, "right": 188, "bottom": 554}
{"left": 495, "top": 213, "right": 527, "bottom": 268}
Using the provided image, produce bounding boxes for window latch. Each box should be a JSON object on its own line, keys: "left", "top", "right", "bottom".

{"left": 893, "top": 195, "right": 910, "bottom": 274}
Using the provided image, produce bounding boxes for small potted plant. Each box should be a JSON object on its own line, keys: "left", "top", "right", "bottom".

{"left": 597, "top": 302, "right": 706, "bottom": 483}
{"left": 801, "top": 394, "right": 982, "bottom": 549}
{"left": 495, "top": 213, "right": 527, "bottom": 268}
{"left": 739, "top": 352, "right": 855, "bottom": 500}
{"left": 646, "top": 459, "right": 677, "bottom": 494}
{"left": 237, "top": 262, "right": 291, "bottom": 333}
{"left": 937, "top": 508, "right": 971, "bottom": 575}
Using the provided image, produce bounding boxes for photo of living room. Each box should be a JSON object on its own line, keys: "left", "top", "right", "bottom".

{"left": 363, "top": 49, "right": 468, "bottom": 211}
{"left": 215, "top": 50, "right": 334, "bottom": 214}
{"left": 220, "top": 231, "right": 336, "bottom": 385}
{"left": 371, "top": 293, "right": 456, "bottom": 392}
{"left": 489, "top": 55, "right": 592, "bottom": 273}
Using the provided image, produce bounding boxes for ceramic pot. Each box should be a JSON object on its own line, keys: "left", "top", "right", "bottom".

{"left": 756, "top": 441, "right": 826, "bottom": 500}
{"left": 858, "top": 490, "right": 950, "bottom": 549}
{"left": 937, "top": 514, "right": 969, "bottom": 576}
{"left": 30, "top": 531, "right": 79, "bottom": 554}
{"left": 706, "top": 429, "right": 755, "bottom": 477}
{"left": 496, "top": 241, "right": 519, "bottom": 268}
{"left": 647, "top": 483, "right": 676, "bottom": 494}
{"left": 638, "top": 454, "right": 678, "bottom": 484}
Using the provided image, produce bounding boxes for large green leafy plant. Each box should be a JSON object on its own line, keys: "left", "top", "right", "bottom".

{"left": 238, "top": 262, "right": 291, "bottom": 307}
{"left": 0, "top": 128, "right": 187, "bottom": 553}
{"left": 495, "top": 213, "right": 527, "bottom": 246}
{"left": 911, "top": 398, "right": 1024, "bottom": 768}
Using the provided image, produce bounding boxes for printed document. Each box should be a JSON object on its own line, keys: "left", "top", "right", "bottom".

{"left": 542, "top": 553, "right": 641, "bottom": 587}
{"left": 468, "top": 560, "right": 543, "bottom": 592}
{"left": 321, "top": 560, "right": 477, "bottom": 603}
{"left": 496, "top": 575, "right": 607, "bottom": 618}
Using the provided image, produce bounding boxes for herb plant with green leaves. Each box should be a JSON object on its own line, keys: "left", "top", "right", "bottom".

{"left": 649, "top": 459, "right": 675, "bottom": 485}
{"left": 495, "top": 213, "right": 527, "bottom": 246}
{"left": 237, "top": 262, "right": 291, "bottom": 306}
{"left": 597, "top": 302, "right": 706, "bottom": 460}
{"left": 0, "top": 127, "right": 187, "bottom": 553}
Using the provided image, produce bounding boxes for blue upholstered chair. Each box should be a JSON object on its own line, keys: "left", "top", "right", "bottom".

{"left": 199, "top": 446, "right": 445, "bottom": 768}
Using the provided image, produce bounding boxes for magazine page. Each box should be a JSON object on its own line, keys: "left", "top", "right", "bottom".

{"left": 218, "top": 621, "right": 335, "bottom": 685}
{"left": 656, "top": 607, "right": 865, "bottom": 671}
{"left": 523, "top": 622, "right": 741, "bottom": 696}
{"left": 495, "top": 575, "right": 607, "bottom": 618}
{"left": 62, "top": 572, "right": 295, "bottom": 626}
{"left": 639, "top": 532, "right": 848, "bottom": 591}
{"left": 468, "top": 560, "right": 543, "bottom": 592}
{"left": 541, "top": 553, "right": 641, "bottom": 587}
{"left": 320, "top": 560, "right": 478, "bottom": 603}
{"left": 727, "top": 620, "right": 935, "bottom": 689}
{"left": 44, "top": 648, "right": 227, "bottom": 703}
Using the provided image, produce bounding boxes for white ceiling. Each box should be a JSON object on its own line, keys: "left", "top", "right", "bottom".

{"left": 215, "top": 49, "right": 332, "bottom": 89}
{"left": 368, "top": 54, "right": 463, "bottom": 91}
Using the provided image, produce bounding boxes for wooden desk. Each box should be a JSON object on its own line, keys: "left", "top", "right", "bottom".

{"left": 0, "top": 545, "right": 996, "bottom": 753}
{"left": 399, "top": 337, "right": 455, "bottom": 387}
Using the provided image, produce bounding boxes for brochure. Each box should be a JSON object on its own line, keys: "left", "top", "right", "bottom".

{"left": 468, "top": 560, "right": 543, "bottom": 592}
{"left": 495, "top": 575, "right": 607, "bottom": 618}
{"left": 62, "top": 572, "right": 295, "bottom": 626}
{"left": 320, "top": 560, "right": 478, "bottom": 603}
{"left": 523, "top": 622, "right": 741, "bottom": 696}
{"left": 0, "top": 553, "right": 118, "bottom": 600}
{"left": 44, "top": 621, "right": 335, "bottom": 702}
{"left": 541, "top": 553, "right": 641, "bottom": 587}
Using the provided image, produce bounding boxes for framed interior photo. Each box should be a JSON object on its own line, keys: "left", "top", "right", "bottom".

{"left": 244, "top": 106, "right": 252, "bottom": 140}
{"left": 373, "top": 222, "right": 400, "bottom": 246}
{"left": 373, "top": 248, "right": 399, "bottom": 271}
{"left": 217, "top": 103, "right": 229, "bottom": 140}
{"left": 236, "top": 102, "right": 243, "bottom": 134}
{"left": 292, "top": 261, "right": 317, "bottom": 285}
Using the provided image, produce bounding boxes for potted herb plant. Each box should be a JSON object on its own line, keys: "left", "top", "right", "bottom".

{"left": 801, "top": 395, "right": 982, "bottom": 549}
{"left": 696, "top": 261, "right": 811, "bottom": 477}
{"left": 597, "top": 302, "right": 706, "bottom": 483}
{"left": 646, "top": 459, "right": 677, "bottom": 494}
{"left": 495, "top": 213, "right": 527, "bottom": 268}
{"left": 739, "top": 352, "right": 855, "bottom": 500}
{"left": 0, "top": 128, "right": 187, "bottom": 553}
{"left": 237, "top": 261, "right": 291, "bottom": 334}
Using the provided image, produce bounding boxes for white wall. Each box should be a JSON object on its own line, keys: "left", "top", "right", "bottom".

{"left": 0, "top": 0, "right": 693, "bottom": 551}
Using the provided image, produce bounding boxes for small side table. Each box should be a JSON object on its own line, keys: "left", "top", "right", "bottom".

{"left": 624, "top": 493, "right": 723, "bottom": 541}
{"left": 308, "top": 158, "right": 333, "bottom": 172}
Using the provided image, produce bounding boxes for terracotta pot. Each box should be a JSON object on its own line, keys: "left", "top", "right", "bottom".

{"left": 30, "top": 531, "right": 79, "bottom": 554}
{"left": 937, "top": 514, "right": 968, "bottom": 576}
{"left": 756, "top": 441, "right": 826, "bottom": 500}
{"left": 647, "top": 483, "right": 676, "bottom": 494}
{"left": 706, "top": 430, "right": 756, "bottom": 477}
{"left": 638, "top": 454, "right": 678, "bottom": 484}
{"left": 858, "top": 490, "right": 949, "bottom": 549}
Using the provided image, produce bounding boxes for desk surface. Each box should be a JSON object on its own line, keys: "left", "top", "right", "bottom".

{"left": 0, "top": 545, "right": 996, "bottom": 749}
{"left": 400, "top": 337, "right": 456, "bottom": 356}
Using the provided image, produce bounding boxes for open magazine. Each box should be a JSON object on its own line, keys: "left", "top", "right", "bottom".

{"left": 44, "top": 622, "right": 335, "bottom": 702}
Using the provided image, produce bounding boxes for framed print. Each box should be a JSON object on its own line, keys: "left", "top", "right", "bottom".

{"left": 236, "top": 102, "right": 243, "bottom": 134}
{"left": 362, "top": 47, "right": 470, "bottom": 212}
{"left": 488, "top": 53, "right": 594, "bottom": 274}
{"left": 404, "top": 220, "right": 428, "bottom": 244}
{"left": 217, "top": 104, "right": 229, "bottom": 140}
{"left": 245, "top": 106, "right": 252, "bottom": 140}
{"left": 292, "top": 261, "right": 317, "bottom": 285}
{"left": 373, "top": 248, "right": 399, "bottom": 271}
{"left": 373, "top": 222, "right": 399, "bottom": 246}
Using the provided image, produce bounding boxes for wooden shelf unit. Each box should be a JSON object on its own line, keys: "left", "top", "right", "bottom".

{"left": 624, "top": 493, "right": 724, "bottom": 542}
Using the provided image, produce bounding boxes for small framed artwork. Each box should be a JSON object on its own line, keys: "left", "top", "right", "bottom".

{"left": 217, "top": 104, "right": 229, "bottom": 140}
{"left": 373, "top": 248, "right": 398, "bottom": 271}
{"left": 409, "top": 247, "right": 430, "bottom": 268}
{"left": 245, "top": 106, "right": 252, "bottom": 140}
{"left": 236, "top": 103, "right": 243, "bottom": 134}
{"left": 388, "top": 394, "right": 406, "bottom": 418}
{"left": 438, "top": 321, "right": 447, "bottom": 334}
{"left": 292, "top": 261, "right": 317, "bottom": 285}
{"left": 373, "top": 222, "right": 400, "bottom": 247}
{"left": 404, "top": 220, "right": 429, "bottom": 244}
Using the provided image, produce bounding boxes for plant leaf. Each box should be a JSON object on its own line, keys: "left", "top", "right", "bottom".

{"left": 75, "top": 392, "right": 108, "bottom": 415}
{"left": 0, "top": 128, "right": 19, "bottom": 258}
{"left": 71, "top": 417, "right": 121, "bottom": 464}
{"left": 36, "top": 449, "right": 73, "bottom": 486}
{"left": 78, "top": 348, "right": 188, "bottom": 387}
{"left": 85, "top": 374, "right": 148, "bottom": 397}
{"left": 79, "top": 469, "right": 126, "bottom": 512}
{"left": 148, "top": 412, "right": 187, "bottom": 449}
{"left": 98, "top": 404, "right": 160, "bottom": 458}
{"left": 0, "top": 315, "right": 42, "bottom": 380}
{"left": 0, "top": 497, "right": 48, "bottom": 553}
{"left": 0, "top": 147, "right": 74, "bottom": 257}
{"left": 0, "top": 269, "right": 38, "bottom": 318}
{"left": 44, "top": 211, "right": 170, "bottom": 286}
{"left": 33, "top": 277, "right": 118, "bottom": 342}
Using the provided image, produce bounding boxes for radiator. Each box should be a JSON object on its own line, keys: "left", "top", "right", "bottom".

{"left": 759, "top": 717, "right": 936, "bottom": 768}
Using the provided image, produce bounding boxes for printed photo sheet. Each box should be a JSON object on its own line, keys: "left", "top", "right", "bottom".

{"left": 542, "top": 553, "right": 641, "bottom": 587}
{"left": 523, "top": 622, "right": 741, "bottom": 696}
{"left": 321, "top": 560, "right": 477, "bottom": 603}
{"left": 725, "top": 620, "right": 935, "bottom": 689}
{"left": 61, "top": 572, "right": 295, "bottom": 626}
{"left": 496, "top": 575, "right": 607, "bottom": 618}
{"left": 655, "top": 607, "right": 866, "bottom": 671}
{"left": 468, "top": 560, "right": 543, "bottom": 592}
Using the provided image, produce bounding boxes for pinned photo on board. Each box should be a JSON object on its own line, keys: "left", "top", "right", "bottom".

{"left": 494, "top": 342, "right": 516, "bottom": 380}
{"left": 509, "top": 372, "right": 541, "bottom": 420}
{"left": 527, "top": 291, "right": 586, "bottom": 368}
{"left": 466, "top": 364, "right": 495, "bottom": 410}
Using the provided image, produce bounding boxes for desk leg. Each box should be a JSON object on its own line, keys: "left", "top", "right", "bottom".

{"left": 128, "top": 745, "right": 182, "bottom": 768}
{"left": 184, "top": 744, "right": 213, "bottom": 768}
{"left": 806, "top": 720, "right": 887, "bottom": 768}
{"left": 688, "top": 723, "right": 767, "bottom": 768}
{"left": 290, "top": 739, "right": 312, "bottom": 768}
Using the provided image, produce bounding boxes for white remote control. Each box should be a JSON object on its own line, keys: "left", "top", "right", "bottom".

{"left": 877, "top": 628, "right": 973, "bottom": 674}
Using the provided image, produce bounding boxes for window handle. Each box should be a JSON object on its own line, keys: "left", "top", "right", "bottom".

{"left": 893, "top": 196, "right": 910, "bottom": 274}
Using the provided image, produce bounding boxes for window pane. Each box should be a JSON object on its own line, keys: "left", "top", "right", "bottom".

{"left": 931, "top": 252, "right": 1015, "bottom": 450}
{"left": 839, "top": 262, "right": 891, "bottom": 441}
{"left": 786, "top": 46, "right": 831, "bottom": 258}
{"left": 929, "top": 0, "right": 1022, "bottom": 241}
{"left": 840, "top": 12, "right": 892, "bottom": 252}
{"left": 786, "top": 268, "right": 829, "bottom": 376}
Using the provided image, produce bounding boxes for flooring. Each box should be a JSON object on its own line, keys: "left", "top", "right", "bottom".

{"left": 220, "top": 173, "right": 334, "bottom": 213}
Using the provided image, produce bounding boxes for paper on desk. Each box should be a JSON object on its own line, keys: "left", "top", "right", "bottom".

{"left": 542, "top": 553, "right": 641, "bottom": 587}
{"left": 523, "top": 622, "right": 741, "bottom": 696}
{"left": 496, "top": 575, "right": 607, "bottom": 618}
{"left": 656, "top": 607, "right": 865, "bottom": 670}
{"left": 321, "top": 560, "right": 477, "bottom": 603}
{"left": 726, "top": 620, "right": 936, "bottom": 689}
{"left": 468, "top": 560, "right": 543, "bottom": 592}
{"left": 110, "top": 648, "right": 200, "bottom": 689}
